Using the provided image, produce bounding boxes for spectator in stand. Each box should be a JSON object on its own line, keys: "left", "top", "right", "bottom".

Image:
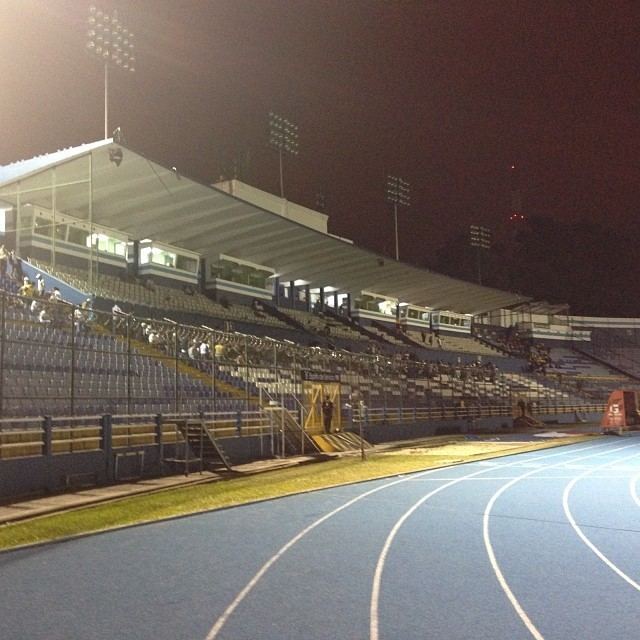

{"left": 148, "top": 328, "right": 165, "bottom": 350}
{"left": 199, "top": 340, "right": 210, "bottom": 359}
{"left": 38, "top": 306, "right": 52, "bottom": 324}
{"left": 111, "top": 303, "right": 131, "bottom": 333}
{"left": 0, "top": 245, "right": 6, "bottom": 277}
{"left": 188, "top": 340, "right": 199, "bottom": 359}
{"left": 47, "top": 287, "right": 65, "bottom": 326}
{"left": 8, "top": 251, "right": 24, "bottom": 282}
{"left": 35, "top": 274, "right": 46, "bottom": 297}
{"left": 18, "top": 277, "right": 34, "bottom": 300}
{"left": 74, "top": 305, "right": 88, "bottom": 335}
{"left": 81, "top": 298, "right": 95, "bottom": 323}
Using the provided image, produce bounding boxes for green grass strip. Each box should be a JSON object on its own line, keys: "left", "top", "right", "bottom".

{"left": 0, "top": 436, "right": 592, "bottom": 551}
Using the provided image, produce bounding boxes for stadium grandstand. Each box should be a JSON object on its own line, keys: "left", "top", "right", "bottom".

{"left": 1, "top": 139, "right": 638, "bottom": 499}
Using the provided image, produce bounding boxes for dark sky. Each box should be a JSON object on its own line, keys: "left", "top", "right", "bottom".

{"left": 1, "top": 0, "right": 639, "bottom": 270}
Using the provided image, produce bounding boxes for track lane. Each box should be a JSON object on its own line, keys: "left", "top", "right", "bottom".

{"left": 481, "top": 441, "right": 640, "bottom": 639}
{"left": 2, "top": 439, "right": 635, "bottom": 640}
{"left": 368, "top": 441, "right": 615, "bottom": 640}
{"left": 562, "top": 451, "right": 640, "bottom": 590}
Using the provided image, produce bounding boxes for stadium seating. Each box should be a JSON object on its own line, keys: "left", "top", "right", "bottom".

{"left": 27, "top": 259, "right": 290, "bottom": 331}
{"left": 1, "top": 304, "right": 246, "bottom": 417}
{"left": 277, "top": 306, "right": 376, "bottom": 343}
{"left": 405, "top": 330, "right": 503, "bottom": 357}
{"left": 0, "top": 260, "right": 626, "bottom": 424}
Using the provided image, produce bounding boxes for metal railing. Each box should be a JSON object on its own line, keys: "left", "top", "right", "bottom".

{"left": 0, "top": 409, "right": 275, "bottom": 461}
{"left": 353, "top": 402, "right": 606, "bottom": 426}
{"left": 0, "top": 289, "right": 606, "bottom": 432}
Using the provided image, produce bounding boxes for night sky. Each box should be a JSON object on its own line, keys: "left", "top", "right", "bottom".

{"left": 2, "top": 1, "right": 639, "bottom": 282}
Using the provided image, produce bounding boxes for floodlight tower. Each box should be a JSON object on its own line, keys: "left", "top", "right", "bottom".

{"left": 385, "top": 175, "right": 410, "bottom": 261}
{"left": 469, "top": 224, "right": 491, "bottom": 285}
{"left": 268, "top": 112, "right": 299, "bottom": 198}
{"left": 86, "top": 5, "right": 135, "bottom": 140}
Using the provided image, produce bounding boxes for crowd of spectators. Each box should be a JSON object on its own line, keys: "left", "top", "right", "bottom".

{"left": 0, "top": 259, "right": 526, "bottom": 412}
{"left": 0, "top": 245, "right": 24, "bottom": 293}
{"left": 478, "top": 325, "right": 530, "bottom": 357}
{"left": 3, "top": 265, "right": 95, "bottom": 334}
{"left": 98, "top": 303, "right": 502, "bottom": 398}
{"left": 528, "top": 343, "right": 551, "bottom": 374}
{"left": 0, "top": 259, "right": 510, "bottom": 405}
{"left": 475, "top": 324, "right": 553, "bottom": 375}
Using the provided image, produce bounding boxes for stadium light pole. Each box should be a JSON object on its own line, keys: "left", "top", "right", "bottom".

{"left": 268, "top": 112, "right": 299, "bottom": 198}
{"left": 87, "top": 5, "right": 135, "bottom": 140}
{"left": 469, "top": 224, "right": 491, "bottom": 285}
{"left": 385, "top": 175, "right": 410, "bottom": 261}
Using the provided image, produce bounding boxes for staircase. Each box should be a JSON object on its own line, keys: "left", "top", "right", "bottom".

{"left": 513, "top": 414, "right": 545, "bottom": 430}
{"left": 265, "top": 406, "right": 321, "bottom": 456}
{"left": 178, "top": 417, "right": 234, "bottom": 472}
{"left": 313, "top": 431, "right": 372, "bottom": 453}
{"left": 371, "top": 319, "right": 417, "bottom": 349}
{"left": 326, "top": 309, "right": 388, "bottom": 346}
{"left": 97, "top": 326, "right": 322, "bottom": 458}
{"left": 264, "top": 303, "right": 310, "bottom": 333}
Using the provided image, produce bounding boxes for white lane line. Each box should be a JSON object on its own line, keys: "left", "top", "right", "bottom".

{"left": 407, "top": 475, "right": 636, "bottom": 481}
{"left": 630, "top": 470, "right": 640, "bottom": 508}
{"left": 483, "top": 442, "right": 640, "bottom": 640}
{"left": 563, "top": 450, "right": 640, "bottom": 591}
{"left": 204, "top": 440, "right": 607, "bottom": 640}
{"left": 370, "top": 466, "right": 502, "bottom": 640}
{"left": 204, "top": 466, "right": 445, "bottom": 640}
{"left": 369, "top": 441, "right": 609, "bottom": 640}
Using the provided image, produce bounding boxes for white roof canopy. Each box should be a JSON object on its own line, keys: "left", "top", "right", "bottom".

{"left": 0, "top": 140, "right": 530, "bottom": 315}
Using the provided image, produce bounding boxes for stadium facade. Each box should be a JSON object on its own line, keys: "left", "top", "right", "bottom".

{"left": 0, "top": 140, "right": 638, "bottom": 499}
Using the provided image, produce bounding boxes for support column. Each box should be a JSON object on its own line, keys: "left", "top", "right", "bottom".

{"left": 101, "top": 414, "right": 113, "bottom": 482}
{"left": 274, "top": 276, "right": 280, "bottom": 306}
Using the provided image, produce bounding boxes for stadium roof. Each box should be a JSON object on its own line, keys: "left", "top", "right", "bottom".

{"left": 0, "top": 139, "right": 530, "bottom": 315}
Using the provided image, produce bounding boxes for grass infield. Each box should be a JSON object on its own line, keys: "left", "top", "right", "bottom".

{"left": 0, "top": 436, "right": 593, "bottom": 551}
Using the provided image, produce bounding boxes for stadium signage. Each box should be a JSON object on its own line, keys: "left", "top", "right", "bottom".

{"left": 301, "top": 370, "right": 340, "bottom": 382}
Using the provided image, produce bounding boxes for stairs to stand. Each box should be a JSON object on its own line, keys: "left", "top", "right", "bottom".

{"left": 313, "top": 431, "right": 372, "bottom": 453}
{"left": 371, "top": 319, "right": 417, "bottom": 349}
{"left": 177, "top": 418, "right": 234, "bottom": 472}
{"left": 265, "top": 406, "right": 321, "bottom": 456}
{"left": 512, "top": 414, "right": 545, "bottom": 430}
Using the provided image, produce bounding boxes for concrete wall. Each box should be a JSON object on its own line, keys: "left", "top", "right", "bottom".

{"left": 0, "top": 435, "right": 268, "bottom": 502}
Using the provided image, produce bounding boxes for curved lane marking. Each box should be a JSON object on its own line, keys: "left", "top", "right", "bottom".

{"left": 204, "top": 466, "right": 445, "bottom": 639}
{"left": 483, "top": 442, "right": 640, "bottom": 640}
{"left": 630, "top": 470, "right": 640, "bottom": 508}
{"left": 204, "top": 440, "right": 608, "bottom": 640}
{"left": 369, "top": 441, "right": 610, "bottom": 640}
{"left": 563, "top": 449, "right": 640, "bottom": 592}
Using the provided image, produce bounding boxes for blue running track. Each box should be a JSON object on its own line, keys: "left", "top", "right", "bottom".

{"left": 1, "top": 436, "right": 639, "bottom": 640}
